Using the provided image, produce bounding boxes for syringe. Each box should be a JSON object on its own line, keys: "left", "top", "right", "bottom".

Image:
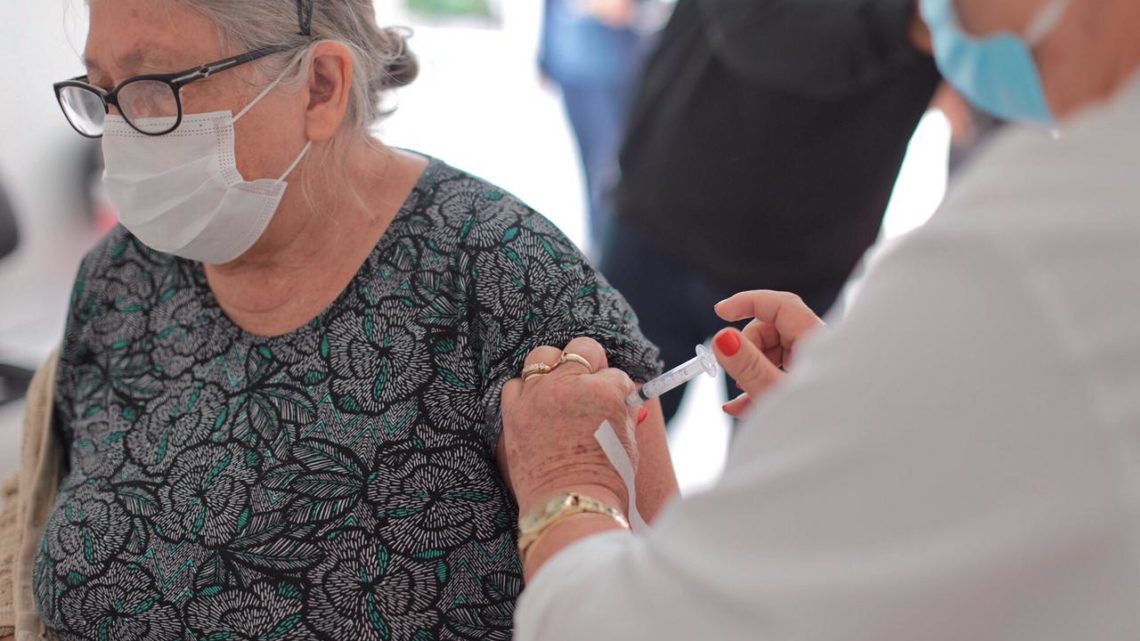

{"left": 626, "top": 344, "right": 719, "bottom": 408}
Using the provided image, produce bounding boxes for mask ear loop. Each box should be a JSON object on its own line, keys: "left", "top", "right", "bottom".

{"left": 233, "top": 52, "right": 306, "bottom": 123}
{"left": 1025, "top": 0, "right": 1069, "bottom": 134}
{"left": 230, "top": 50, "right": 314, "bottom": 182}
{"left": 279, "top": 141, "right": 313, "bottom": 182}
{"left": 1026, "top": 0, "right": 1069, "bottom": 45}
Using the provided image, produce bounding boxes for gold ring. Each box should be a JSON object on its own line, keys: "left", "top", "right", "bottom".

{"left": 558, "top": 352, "right": 594, "bottom": 373}
{"left": 522, "top": 362, "right": 554, "bottom": 382}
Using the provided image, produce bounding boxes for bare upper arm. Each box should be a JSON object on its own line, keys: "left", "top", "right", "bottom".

{"left": 633, "top": 399, "right": 679, "bottom": 523}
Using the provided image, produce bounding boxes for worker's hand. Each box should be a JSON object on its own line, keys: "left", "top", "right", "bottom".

{"left": 712, "top": 291, "right": 825, "bottom": 418}
{"left": 580, "top": 0, "right": 637, "bottom": 28}
{"left": 497, "top": 337, "right": 640, "bottom": 517}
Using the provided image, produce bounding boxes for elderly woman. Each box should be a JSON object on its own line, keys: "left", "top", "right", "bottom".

{"left": 0, "top": 0, "right": 678, "bottom": 639}
{"left": 499, "top": 0, "right": 1140, "bottom": 639}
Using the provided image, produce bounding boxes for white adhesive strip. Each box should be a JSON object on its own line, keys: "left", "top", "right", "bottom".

{"left": 594, "top": 420, "right": 649, "bottom": 533}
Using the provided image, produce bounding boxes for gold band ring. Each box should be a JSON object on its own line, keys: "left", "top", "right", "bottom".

{"left": 522, "top": 362, "right": 554, "bottom": 382}
{"left": 558, "top": 352, "right": 594, "bottom": 373}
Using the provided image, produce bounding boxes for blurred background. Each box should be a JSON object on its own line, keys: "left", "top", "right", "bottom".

{"left": 0, "top": 0, "right": 956, "bottom": 492}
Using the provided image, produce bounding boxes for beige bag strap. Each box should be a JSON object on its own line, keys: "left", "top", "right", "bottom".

{"left": 13, "top": 350, "right": 62, "bottom": 641}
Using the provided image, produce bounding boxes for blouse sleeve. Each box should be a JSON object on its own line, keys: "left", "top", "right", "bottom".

{"left": 460, "top": 198, "right": 662, "bottom": 445}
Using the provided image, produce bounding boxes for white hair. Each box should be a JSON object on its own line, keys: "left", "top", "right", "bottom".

{"left": 179, "top": 0, "right": 418, "bottom": 134}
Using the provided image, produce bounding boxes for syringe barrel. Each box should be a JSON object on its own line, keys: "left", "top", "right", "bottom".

{"left": 641, "top": 362, "right": 700, "bottom": 398}
{"left": 624, "top": 344, "right": 721, "bottom": 408}
{"left": 624, "top": 358, "right": 702, "bottom": 407}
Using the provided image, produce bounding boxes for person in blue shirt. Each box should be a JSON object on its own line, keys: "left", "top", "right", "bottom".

{"left": 539, "top": 0, "right": 648, "bottom": 249}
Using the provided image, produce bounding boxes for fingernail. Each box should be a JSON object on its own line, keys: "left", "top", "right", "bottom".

{"left": 715, "top": 329, "right": 741, "bottom": 357}
{"left": 637, "top": 407, "right": 649, "bottom": 424}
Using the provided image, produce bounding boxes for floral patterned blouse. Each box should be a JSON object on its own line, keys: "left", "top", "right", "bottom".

{"left": 35, "top": 157, "right": 660, "bottom": 641}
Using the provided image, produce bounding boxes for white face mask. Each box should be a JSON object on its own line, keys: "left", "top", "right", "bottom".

{"left": 101, "top": 68, "right": 311, "bottom": 265}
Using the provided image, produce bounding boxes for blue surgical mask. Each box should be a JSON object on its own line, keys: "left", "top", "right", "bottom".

{"left": 921, "top": 0, "right": 1069, "bottom": 126}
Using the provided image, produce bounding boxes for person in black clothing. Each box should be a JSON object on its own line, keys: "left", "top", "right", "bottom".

{"left": 600, "top": 0, "right": 941, "bottom": 424}
{"left": 0, "top": 181, "right": 17, "bottom": 261}
{"left": 0, "top": 180, "right": 34, "bottom": 406}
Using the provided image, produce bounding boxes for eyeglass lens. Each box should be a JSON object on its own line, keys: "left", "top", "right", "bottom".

{"left": 59, "top": 80, "right": 181, "bottom": 136}
{"left": 118, "top": 79, "right": 181, "bottom": 133}
{"left": 58, "top": 85, "right": 106, "bottom": 137}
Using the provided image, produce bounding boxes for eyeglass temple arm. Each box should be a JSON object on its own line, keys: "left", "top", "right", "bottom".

{"left": 172, "top": 45, "right": 295, "bottom": 84}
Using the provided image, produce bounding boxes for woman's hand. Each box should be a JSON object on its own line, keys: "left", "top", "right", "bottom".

{"left": 712, "top": 290, "right": 825, "bottom": 418}
{"left": 498, "top": 337, "right": 640, "bottom": 518}
{"left": 497, "top": 336, "right": 679, "bottom": 578}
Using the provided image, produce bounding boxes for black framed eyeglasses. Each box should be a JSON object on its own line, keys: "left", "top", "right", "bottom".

{"left": 53, "top": 44, "right": 299, "bottom": 139}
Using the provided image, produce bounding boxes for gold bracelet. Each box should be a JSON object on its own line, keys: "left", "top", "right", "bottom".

{"left": 517, "top": 493, "right": 630, "bottom": 559}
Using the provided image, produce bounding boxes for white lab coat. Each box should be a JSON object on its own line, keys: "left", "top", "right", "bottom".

{"left": 515, "top": 76, "right": 1140, "bottom": 641}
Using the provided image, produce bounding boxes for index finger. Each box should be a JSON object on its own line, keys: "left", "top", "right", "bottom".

{"left": 714, "top": 290, "right": 823, "bottom": 334}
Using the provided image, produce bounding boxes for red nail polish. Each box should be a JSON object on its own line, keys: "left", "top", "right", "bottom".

{"left": 637, "top": 407, "right": 649, "bottom": 424}
{"left": 715, "top": 330, "right": 741, "bottom": 357}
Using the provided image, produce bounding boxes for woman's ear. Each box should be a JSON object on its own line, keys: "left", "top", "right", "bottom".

{"left": 303, "top": 41, "right": 356, "bottom": 143}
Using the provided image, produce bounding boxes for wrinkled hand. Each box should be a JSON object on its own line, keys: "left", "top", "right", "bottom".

{"left": 712, "top": 291, "right": 825, "bottom": 418}
{"left": 498, "top": 337, "right": 639, "bottom": 517}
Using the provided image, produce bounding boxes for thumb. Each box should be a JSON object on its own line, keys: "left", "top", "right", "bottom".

{"left": 722, "top": 393, "right": 754, "bottom": 419}
{"left": 713, "top": 328, "right": 784, "bottom": 399}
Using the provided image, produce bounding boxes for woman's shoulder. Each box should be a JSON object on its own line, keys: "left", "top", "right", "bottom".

{"left": 76, "top": 225, "right": 167, "bottom": 278}
{"left": 62, "top": 225, "right": 193, "bottom": 344}
{"left": 411, "top": 158, "right": 568, "bottom": 242}
{"left": 396, "top": 157, "right": 586, "bottom": 277}
{"left": 406, "top": 158, "right": 661, "bottom": 384}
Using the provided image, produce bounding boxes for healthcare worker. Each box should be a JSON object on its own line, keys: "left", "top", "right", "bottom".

{"left": 496, "top": 0, "right": 1140, "bottom": 639}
